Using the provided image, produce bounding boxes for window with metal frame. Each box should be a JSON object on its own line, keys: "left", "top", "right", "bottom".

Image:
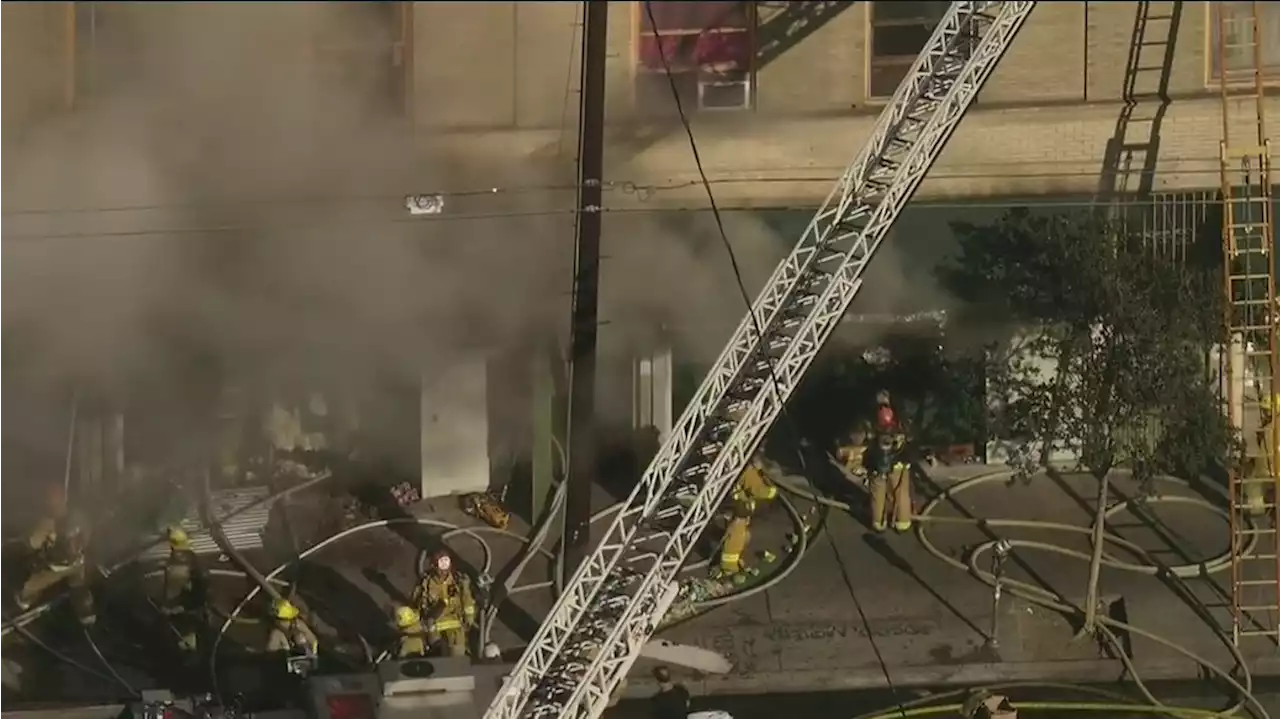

{"left": 635, "top": 1, "right": 755, "bottom": 111}
{"left": 867, "top": 1, "right": 949, "bottom": 99}
{"left": 1209, "top": 2, "right": 1280, "bottom": 83}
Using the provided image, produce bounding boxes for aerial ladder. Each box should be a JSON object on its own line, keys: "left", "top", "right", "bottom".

{"left": 481, "top": 4, "right": 1036, "bottom": 719}
{"left": 1217, "top": 0, "right": 1279, "bottom": 646}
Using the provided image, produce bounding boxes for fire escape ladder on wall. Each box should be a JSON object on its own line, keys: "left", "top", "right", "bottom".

{"left": 1097, "top": 0, "right": 1182, "bottom": 211}
{"left": 1219, "top": 0, "right": 1279, "bottom": 647}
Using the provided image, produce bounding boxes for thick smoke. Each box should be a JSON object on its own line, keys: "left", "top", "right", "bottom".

{"left": 3, "top": 3, "right": 578, "bottom": 496}
{"left": 3, "top": 4, "right": 955, "bottom": 521}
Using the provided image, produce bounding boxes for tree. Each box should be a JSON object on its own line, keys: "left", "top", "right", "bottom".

{"left": 939, "top": 207, "right": 1233, "bottom": 633}
{"left": 938, "top": 208, "right": 1232, "bottom": 487}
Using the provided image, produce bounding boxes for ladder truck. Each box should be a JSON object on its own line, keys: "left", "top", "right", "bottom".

{"left": 483, "top": 4, "right": 1036, "bottom": 719}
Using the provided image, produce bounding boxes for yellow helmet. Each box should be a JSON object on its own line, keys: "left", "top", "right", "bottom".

{"left": 273, "top": 599, "right": 300, "bottom": 621}
{"left": 167, "top": 526, "right": 191, "bottom": 549}
{"left": 394, "top": 605, "right": 420, "bottom": 629}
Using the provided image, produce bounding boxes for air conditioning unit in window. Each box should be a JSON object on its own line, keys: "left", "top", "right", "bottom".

{"left": 698, "top": 77, "right": 752, "bottom": 111}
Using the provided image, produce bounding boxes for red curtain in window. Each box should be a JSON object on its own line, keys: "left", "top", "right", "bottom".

{"left": 638, "top": 1, "right": 751, "bottom": 71}
{"left": 638, "top": 31, "right": 750, "bottom": 71}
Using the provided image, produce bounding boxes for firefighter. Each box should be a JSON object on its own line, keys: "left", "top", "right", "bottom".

{"left": 715, "top": 497, "right": 757, "bottom": 584}
{"left": 867, "top": 390, "right": 913, "bottom": 533}
{"left": 265, "top": 598, "right": 319, "bottom": 659}
{"left": 836, "top": 421, "right": 872, "bottom": 481}
{"left": 412, "top": 551, "right": 476, "bottom": 658}
{"left": 158, "top": 527, "right": 207, "bottom": 653}
{"left": 15, "top": 486, "right": 95, "bottom": 626}
{"left": 735, "top": 455, "right": 778, "bottom": 507}
{"left": 1247, "top": 391, "right": 1279, "bottom": 517}
{"left": 392, "top": 605, "right": 429, "bottom": 659}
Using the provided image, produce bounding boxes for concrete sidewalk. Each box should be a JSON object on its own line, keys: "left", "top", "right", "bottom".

{"left": 622, "top": 465, "right": 1278, "bottom": 697}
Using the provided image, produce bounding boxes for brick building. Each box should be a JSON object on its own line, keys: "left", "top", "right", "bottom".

{"left": 409, "top": 1, "right": 1274, "bottom": 205}
{"left": 3, "top": 2, "right": 1276, "bottom": 478}
{"left": 7, "top": 3, "right": 1277, "bottom": 198}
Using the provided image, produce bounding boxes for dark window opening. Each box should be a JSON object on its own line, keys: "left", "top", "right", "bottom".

{"left": 868, "top": 1, "right": 949, "bottom": 98}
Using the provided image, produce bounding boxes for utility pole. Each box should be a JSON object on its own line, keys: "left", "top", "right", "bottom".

{"left": 563, "top": 0, "right": 608, "bottom": 580}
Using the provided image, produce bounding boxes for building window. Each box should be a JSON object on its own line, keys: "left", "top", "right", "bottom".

{"left": 868, "top": 1, "right": 949, "bottom": 99}
{"left": 1210, "top": 2, "right": 1280, "bottom": 83}
{"left": 635, "top": 1, "right": 755, "bottom": 112}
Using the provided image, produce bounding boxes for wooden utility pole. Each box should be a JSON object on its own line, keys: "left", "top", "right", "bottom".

{"left": 563, "top": 0, "right": 608, "bottom": 579}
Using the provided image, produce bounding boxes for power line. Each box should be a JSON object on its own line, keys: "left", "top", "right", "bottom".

{"left": 2, "top": 209, "right": 581, "bottom": 243}
{"left": 642, "top": 2, "right": 908, "bottom": 716}
{"left": 1, "top": 166, "right": 1225, "bottom": 218}
{"left": 0, "top": 183, "right": 590, "bottom": 218}
{"left": 4, "top": 193, "right": 1228, "bottom": 244}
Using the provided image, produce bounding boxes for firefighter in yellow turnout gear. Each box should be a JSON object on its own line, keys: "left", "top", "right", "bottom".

{"left": 717, "top": 498, "right": 756, "bottom": 584}
{"left": 266, "top": 598, "right": 319, "bottom": 658}
{"left": 412, "top": 551, "right": 476, "bottom": 657}
{"left": 1247, "top": 391, "right": 1280, "bottom": 516}
{"left": 158, "top": 527, "right": 208, "bottom": 653}
{"left": 715, "top": 457, "right": 780, "bottom": 583}
{"left": 16, "top": 486, "right": 95, "bottom": 626}
{"left": 393, "top": 605, "right": 429, "bottom": 659}
{"left": 736, "top": 457, "right": 778, "bottom": 505}
{"left": 836, "top": 422, "right": 872, "bottom": 481}
{"left": 867, "top": 390, "right": 913, "bottom": 533}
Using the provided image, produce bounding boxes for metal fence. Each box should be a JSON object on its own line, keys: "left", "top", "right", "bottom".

{"left": 1119, "top": 189, "right": 1220, "bottom": 262}
{"left": 137, "top": 485, "right": 274, "bottom": 563}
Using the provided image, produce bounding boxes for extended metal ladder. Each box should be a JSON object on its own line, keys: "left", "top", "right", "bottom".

{"left": 1218, "top": 0, "right": 1279, "bottom": 647}
{"left": 482, "top": 4, "right": 1036, "bottom": 719}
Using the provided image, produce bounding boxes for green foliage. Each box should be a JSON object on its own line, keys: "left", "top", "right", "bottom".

{"left": 939, "top": 208, "right": 1232, "bottom": 481}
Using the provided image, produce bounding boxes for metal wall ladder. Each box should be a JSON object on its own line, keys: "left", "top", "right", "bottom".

{"left": 1219, "top": 0, "right": 1279, "bottom": 647}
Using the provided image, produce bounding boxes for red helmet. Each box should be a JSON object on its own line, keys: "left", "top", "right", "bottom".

{"left": 875, "top": 405, "right": 896, "bottom": 432}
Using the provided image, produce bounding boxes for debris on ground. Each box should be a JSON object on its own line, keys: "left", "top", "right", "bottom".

{"left": 391, "top": 481, "right": 421, "bottom": 508}
{"left": 461, "top": 491, "right": 511, "bottom": 529}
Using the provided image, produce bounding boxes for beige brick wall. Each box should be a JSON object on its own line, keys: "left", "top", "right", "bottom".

{"left": 411, "top": 1, "right": 1273, "bottom": 204}
{"left": 409, "top": 2, "right": 1229, "bottom": 123}
{"left": 427, "top": 93, "right": 1278, "bottom": 205}
{"left": 1, "top": 3, "right": 1263, "bottom": 204}
{"left": 1085, "top": 1, "right": 1211, "bottom": 100}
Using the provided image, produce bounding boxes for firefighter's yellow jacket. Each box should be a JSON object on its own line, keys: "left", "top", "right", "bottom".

{"left": 266, "top": 618, "right": 319, "bottom": 655}
{"left": 412, "top": 572, "right": 476, "bottom": 633}
{"left": 736, "top": 463, "right": 778, "bottom": 503}
{"left": 396, "top": 622, "right": 429, "bottom": 658}
{"left": 27, "top": 515, "right": 86, "bottom": 570}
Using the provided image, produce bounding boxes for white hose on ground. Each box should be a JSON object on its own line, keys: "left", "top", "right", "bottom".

{"left": 209, "top": 517, "right": 534, "bottom": 699}
{"left": 209, "top": 478, "right": 815, "bottom": 700}
{"left": 13, "top": 439, "right": 813, "bottom": 698}
{"left": 0, "top": 613, "right": 138, "bottom": 696}
{"left": 775, "top": 469, "right": 1267, "bottom": 719}
{"left": 1, "top": 470, "right": 337, "bottom": 638}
